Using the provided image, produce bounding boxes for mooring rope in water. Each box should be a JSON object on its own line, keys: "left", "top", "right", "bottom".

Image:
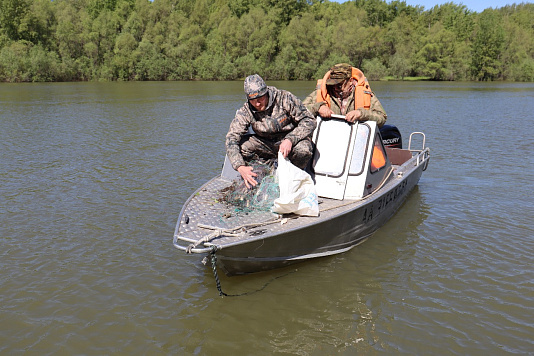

{"left": 209, "top": 246, "right": 227, "bottom": 297}
{"left": 209, "top": 246, "right": 296, "bottom": 297}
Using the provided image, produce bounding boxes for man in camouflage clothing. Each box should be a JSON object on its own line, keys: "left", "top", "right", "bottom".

{"left": 226, "top": 74, "right": 316, "bottom": 188}
{"left": 303, "top": 63, "right": 387, "bottom": 127}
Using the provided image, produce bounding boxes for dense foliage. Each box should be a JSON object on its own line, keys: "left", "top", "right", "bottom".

{"left": 0, "top": 0, "right": 533, "bottom": 82}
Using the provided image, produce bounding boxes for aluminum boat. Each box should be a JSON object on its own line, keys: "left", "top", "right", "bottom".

{"left": 173, "top": 117, "right": 429, "bottom": 276}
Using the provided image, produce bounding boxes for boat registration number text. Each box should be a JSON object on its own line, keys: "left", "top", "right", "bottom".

{"left": 362, "top": 180, "right": 408, "bottom": 223}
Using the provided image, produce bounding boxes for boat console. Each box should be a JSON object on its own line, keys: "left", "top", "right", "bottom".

{"left": 311, "top": 118, "right": 392, "bottom": 200}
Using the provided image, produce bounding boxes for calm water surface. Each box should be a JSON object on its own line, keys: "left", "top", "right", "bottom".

{"left": 1, "top": 81, "right": 533, "bottom": 355}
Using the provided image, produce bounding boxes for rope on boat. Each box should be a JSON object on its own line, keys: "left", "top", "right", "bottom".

{"left": 185, "top": 228, "right": 237, "bottom": 253}
{"left": 185, "top": 218, "right": 283, "bottom": 253}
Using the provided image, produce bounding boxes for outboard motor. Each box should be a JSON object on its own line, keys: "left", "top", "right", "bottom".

{"left": 379, "top": 124, "right": 402, "bottom": 149}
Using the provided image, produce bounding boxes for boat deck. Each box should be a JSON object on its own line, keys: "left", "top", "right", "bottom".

{"left": 174, "top": 164, "right": 407, "bottom": 252}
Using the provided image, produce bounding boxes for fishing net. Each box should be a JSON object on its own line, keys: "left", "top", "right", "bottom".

{"left": 220, "top": 159, "right": 279, "bottom": 214}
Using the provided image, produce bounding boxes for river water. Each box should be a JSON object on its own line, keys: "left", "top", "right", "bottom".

{"left": 1, "top": 81, "right": 533, "bottom": 355}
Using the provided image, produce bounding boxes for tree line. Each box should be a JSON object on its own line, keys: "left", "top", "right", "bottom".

{"left": 0, "top": 0, "right": 533, "bottom": 82}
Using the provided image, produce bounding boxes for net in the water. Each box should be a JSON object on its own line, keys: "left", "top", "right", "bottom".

{"left": 220, "top": 159, "right": 279, "bottom": 214}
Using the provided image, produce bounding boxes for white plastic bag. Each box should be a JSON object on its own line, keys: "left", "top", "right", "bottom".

{"left": 272, "top": 152, "right": 319, "bottom": 216}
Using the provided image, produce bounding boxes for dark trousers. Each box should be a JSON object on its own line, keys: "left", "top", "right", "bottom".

{"left": 240, "top": 135, "right": 313, "bottom": 170}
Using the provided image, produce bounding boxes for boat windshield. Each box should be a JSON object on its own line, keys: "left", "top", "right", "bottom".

{"left": 349, "top": 124, "right": 370, "bottom": 175}
{"left": 313, "top": 119, "right": 352, "bottom": 177}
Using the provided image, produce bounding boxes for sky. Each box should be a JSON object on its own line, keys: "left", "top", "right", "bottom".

{"left": 394, "top": 0, "right": 524, "bottom": 12}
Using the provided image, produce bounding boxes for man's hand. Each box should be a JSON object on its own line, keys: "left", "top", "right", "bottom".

{"left": 318, "top": 105, "right": 333, "bottom": 118}
{"left": 279, "top": 139, "right": 293, "bottom": 158}
{"left": 237, "top": 165, "right": 258, "bottom": 189}
{"left": 345, "top": 110, "right": 362, "bottom": 123}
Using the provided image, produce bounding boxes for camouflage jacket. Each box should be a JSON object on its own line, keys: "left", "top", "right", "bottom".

{"left": 226, "top": 86, "right": 317, "bottom": 170}
{"left": 302, "top": 88, "right": 387, "bottom": 127}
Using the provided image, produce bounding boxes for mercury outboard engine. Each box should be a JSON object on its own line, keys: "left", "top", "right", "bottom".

{"left": 379, "top": 124, "right": 402, "bottom": 149}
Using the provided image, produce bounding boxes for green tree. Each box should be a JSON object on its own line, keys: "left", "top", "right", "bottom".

{"left": 135, "top": 40, "right": 168, "bottom": 80}
{"left": 362, "top": 57, "right": 387, "bottom": 80}
{"left": 28, "top": 44, "right": 62, "bottom": 81}
{"left": 355, "top": 0, "right": 390, "bottom": 27}
{"left": 0, "top": 0, "right": 29, "bottom": 41}
{"left": 389, "top": 53, "right": 411, "bottom": 79}
{"left": 55, "top": 1, "right": 86, "bottom": 61}
{"left": 0, "top": 0, "right": 531, "bottom": 82}
{"left": 414, "top": 22, "right": 459, "bottom": 80}
{"left": 471, "top": 9, "right": 504, "bottom": 80}
{"left": 246, "top": 8, "right": 282, "bottom": 73}
{"left": 228, "top": 0, "right": 250, "bottom": 17}
{"left": 262, "top": 0, "right": 306, "bottom": 25}
{"left": 384, "top": 13, "right": 420, "bottom": 78}
{"left": 499, "top": 4, "right": 534, "bottom": 81}
{"left": 0, "top": 41, "right": 31, "bottom": 81}
{"left": 279, "top": 12, "right": 322, "bottom": 79}
{"left": 0, "top": 0, "right": 52, "bottom": 45}
{"left": 112, "top": 32, "right": 136, "bottom": 79}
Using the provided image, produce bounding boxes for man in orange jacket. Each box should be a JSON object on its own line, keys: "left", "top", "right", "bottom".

{"left": 303, "top": 63, "right": 387, "bottom": 127}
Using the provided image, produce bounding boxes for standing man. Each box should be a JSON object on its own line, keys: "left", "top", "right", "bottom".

{"left": 226, "top": 74, "right": 316, "bottom": 188}
{"left": 303, "top": 63, "right": 387, "bottom": 127}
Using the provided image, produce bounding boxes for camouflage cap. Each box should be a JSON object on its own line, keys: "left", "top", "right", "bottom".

{"left": 244, "top": 74, "right": 268, "bottom": 100}
{"left": 326, "top": 63, "right": 352, "bottom": 85}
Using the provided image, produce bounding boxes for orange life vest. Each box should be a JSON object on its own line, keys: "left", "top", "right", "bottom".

{"left": 316, "top": 67, "right": 372, "bottom": 111}
{"left": 370, "top": 145, "right": 386, "bottom": 171}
